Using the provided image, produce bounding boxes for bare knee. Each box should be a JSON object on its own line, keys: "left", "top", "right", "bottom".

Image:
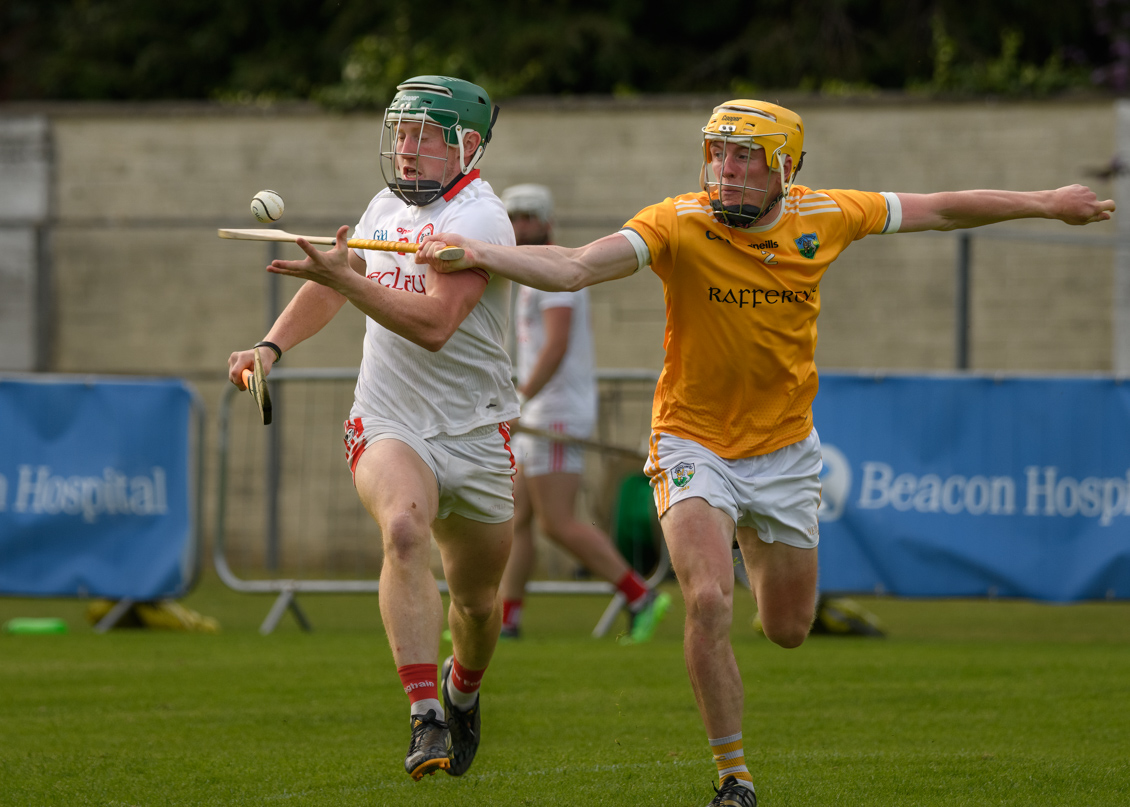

{"left": 683, "top": 580, "right": 732, "bottom": 635}
{"left": 536, "top": 514, "right": 574, "bottom": 544}
{"left": 760, "top": 612, "right": 813, "bottom": 649}
{"left": 381, "top": 509, "right": 431, "bottom": 565}
{"left": 449, "top": 591, "right": 497, "bottom": 625}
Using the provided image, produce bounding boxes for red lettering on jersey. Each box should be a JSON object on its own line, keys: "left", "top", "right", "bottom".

{"left": 366, "top": 265, "right": 425, "bottom": 295}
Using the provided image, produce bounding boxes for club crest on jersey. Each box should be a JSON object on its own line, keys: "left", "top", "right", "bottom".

{"left": 671, "top": 462, "right": 695, "bottom": 488}
{"left": 417, "top": 223, "right": 434, "bottom": 243}
{"left": 795, "top": 232, "right": 820, "bottom": 259}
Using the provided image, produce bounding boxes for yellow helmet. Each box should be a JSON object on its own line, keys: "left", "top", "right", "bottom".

{"left": 701, "top": 100, "right": 805, "bottom": 227}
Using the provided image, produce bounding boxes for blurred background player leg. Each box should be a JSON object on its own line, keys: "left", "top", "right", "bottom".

{"left": 500, "top": 453, "right": 670, "bottom": 641}
{"left": 499, "top": 183, "right": 669, "bottom": 642}
{"left": 500, "top": 461, "right": 536, "bottom": 639}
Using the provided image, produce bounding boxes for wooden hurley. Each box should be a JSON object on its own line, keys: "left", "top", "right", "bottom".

{"left": 218, "top": 228, "right": 465, "bottom": 260}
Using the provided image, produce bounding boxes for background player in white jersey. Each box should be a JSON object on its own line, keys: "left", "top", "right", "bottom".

{"left": 498, "top": 184, "right": 670, "bottom": 643}
{"left": 416, "top": 99, "right": 1114, "bottom": 807}
{"left": 227, "top": 75, "right": 518, "bottom": 784}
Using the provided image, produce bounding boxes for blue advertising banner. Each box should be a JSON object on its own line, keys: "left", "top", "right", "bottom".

{"left": 0, "top": 376, "right": 201, "bottom": 600}
{"left": 813, "top": 373, "right": 1130, "bottom": 601}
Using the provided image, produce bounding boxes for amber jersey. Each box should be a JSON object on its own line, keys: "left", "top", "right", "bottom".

{"left": 623, "top": 185, "right": 900, "bottom": 459}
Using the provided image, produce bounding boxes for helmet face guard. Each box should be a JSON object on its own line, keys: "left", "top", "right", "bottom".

{"left": 700, "top": 100, "right": 805, "bottom": 228}
{"left": 380, "top": 76, "right": 499, "bottom": 206}
{"left": 702, "top": 138, "right": 777, "bottom": 228}
{"left": 380, "top": 112, "right": 462, "bottom": 206}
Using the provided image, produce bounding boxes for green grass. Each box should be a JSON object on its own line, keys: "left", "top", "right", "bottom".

{"left": 2, "top": 581, "right": 1129, "bottom": 806}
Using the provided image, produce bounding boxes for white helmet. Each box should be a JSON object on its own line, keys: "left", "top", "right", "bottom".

{"left": 501, "top": 183, "right": 554, "bottom": 221}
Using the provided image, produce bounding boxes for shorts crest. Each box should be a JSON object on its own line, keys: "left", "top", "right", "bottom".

{"left": 671, "top": 461, "right": 696, "bottom": 488}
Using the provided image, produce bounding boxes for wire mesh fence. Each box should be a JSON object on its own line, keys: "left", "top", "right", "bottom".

{"left": 214, "top": 368, "right": 660, "bottom": 585}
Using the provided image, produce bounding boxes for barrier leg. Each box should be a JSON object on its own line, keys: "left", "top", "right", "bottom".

{"left": 592, "top": 592, "right": 626, "bottom": 638}
{"left": 732, "top": 542, "right": 750, "bottom": 589}
{"left": 645, "top": 536, "right": 672, "bottom": 589}
{"left": 93, "top": 599, "right": 137, "bottom": 634}
{"left": 592, "top": 535, "right": 674, "bottom": 638}
{"left": 259, "top": 587, "right": 312, "bottom": 635}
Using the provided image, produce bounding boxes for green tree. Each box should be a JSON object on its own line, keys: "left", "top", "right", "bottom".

{"left": 0, "top": 0, "right": 1117, "bottom": 103}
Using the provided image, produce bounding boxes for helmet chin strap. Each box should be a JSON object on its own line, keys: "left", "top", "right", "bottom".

{"left": 709, "top": 193, "right": 782, "bottom": 228}
{"left": 389, "top": 178, "right": 444, "bottom": 206}
{"left": 390, "top": 170, "right": 473, "bottom": 207}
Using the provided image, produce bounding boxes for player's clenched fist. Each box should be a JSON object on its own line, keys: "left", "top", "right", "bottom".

{"left": 1052, "top": 184, "right": 1115, "bottom": 225}
{"left": 418, "top": 232, "right": 473, "bottom": 272}
{"left": 227, "top": 347, "right": 275, "bottom": 390}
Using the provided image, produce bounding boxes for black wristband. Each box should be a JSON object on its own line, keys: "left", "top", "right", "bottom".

{"left": 254, "top": 341, "right": 282, "bottom": 363}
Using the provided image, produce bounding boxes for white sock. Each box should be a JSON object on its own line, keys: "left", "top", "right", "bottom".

{"left": 410, "top": 698, "right": 443, "bottom": 720}
{"left": 445, "top": 669, "right": 479, "bottom": 710}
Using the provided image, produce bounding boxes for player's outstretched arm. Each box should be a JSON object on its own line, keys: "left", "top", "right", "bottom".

{"left": 897, "top": 184, "right": 1115, "bottom": 233}
{"left": 417, "top": 232, "right": 640, "bottom": 292}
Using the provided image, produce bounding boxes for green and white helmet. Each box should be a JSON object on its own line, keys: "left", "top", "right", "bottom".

{"left": 380, "top": 75, "right": 499, "bottom": 206}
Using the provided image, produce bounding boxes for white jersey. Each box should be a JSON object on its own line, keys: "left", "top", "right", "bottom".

{"left": 516, "top": 285, "right": 597, "bottom": 428}
{"left": 351, "top": 171, "right": 520, "bottom": 438}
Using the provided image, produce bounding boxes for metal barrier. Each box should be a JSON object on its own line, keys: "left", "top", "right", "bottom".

{"left": 214, "top": 367, "right": 669, "bottom": 634}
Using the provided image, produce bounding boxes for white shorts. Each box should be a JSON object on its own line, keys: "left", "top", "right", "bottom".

{"left": 645, "top": 429, "right": 823, "bottom": 549}
{"left": 344, "top": 412, "right": 516, "bottom": 524}
{"left": 513, "top": 420, "right": 590, "bottom": 477}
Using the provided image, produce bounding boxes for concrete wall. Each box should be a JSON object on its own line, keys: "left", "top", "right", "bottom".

{"left": 1, "top": 97, "right": 1119, "bottom": 574}
{"left": 32, "top": 97, "right": 1118, "bottom": 382}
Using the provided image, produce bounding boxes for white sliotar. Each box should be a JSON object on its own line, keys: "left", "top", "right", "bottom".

{"left": 251, "top": 190, "right": 284, "bottom": 223}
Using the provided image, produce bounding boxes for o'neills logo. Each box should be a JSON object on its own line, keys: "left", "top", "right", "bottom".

{"left": 368, "top": 266, "right": 426, "bottom": 294}
{"left": 706, "top": 231, "right": 779, "bottom": 251}
{"left": 708, "top": 285, "right": 817, "bottom": 308}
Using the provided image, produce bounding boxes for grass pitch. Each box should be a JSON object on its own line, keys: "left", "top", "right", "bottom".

{"left": 2, "top": 581, "right": 1128, "bottom": 806}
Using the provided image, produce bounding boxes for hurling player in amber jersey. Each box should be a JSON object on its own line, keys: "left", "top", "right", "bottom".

{"left": 229, "top": 76, "right": 518, "bottom": 784}
{"left": 418, "top": 100, "right": 1114, "bottom": 807}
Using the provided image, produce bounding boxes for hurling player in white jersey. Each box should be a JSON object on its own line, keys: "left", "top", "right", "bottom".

{"left": 498, "top": 184, "right": 670, "bottom": 643}
{"left": 227, "top": 76, "right": 518, "bottom": 784}
{"left": 416, "top": 100, "right": 1115, "bottom": 807}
